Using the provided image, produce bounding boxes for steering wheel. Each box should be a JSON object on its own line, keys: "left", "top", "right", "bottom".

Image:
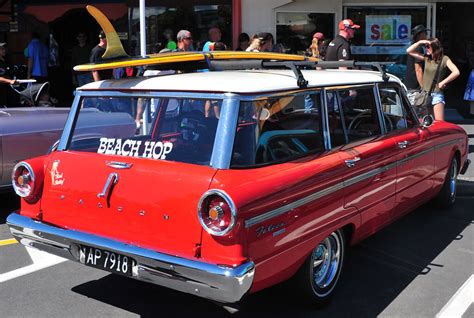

{"left": 347, "top": 110, "right": 393, "bottom": 135}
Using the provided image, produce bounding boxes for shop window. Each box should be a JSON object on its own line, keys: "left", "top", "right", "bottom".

{"left": 128, "top": 1, "right": 231, "bottom": 55}
{"left": 276, "top": 12, "right": 334, "bottom": 55}
{"left": 344, "top": 6, "right": 429, "bottom": 81}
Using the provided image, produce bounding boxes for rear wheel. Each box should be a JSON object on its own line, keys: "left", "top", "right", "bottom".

{"left": 435, "top": 157, "right": 458, "bottom": 209}
{"left": 295, "top": 229, "right": 345, "bottom": 307}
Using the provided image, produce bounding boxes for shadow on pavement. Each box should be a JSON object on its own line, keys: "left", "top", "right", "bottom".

{"left": 71, "top": 198, "right": 473, "bottom": 317}
{"left": 0, "top": 192, "right": 20, "bottom": 224}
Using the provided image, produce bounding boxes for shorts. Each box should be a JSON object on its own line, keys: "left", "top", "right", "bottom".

{"left": 464, "top": 69, "right": 474, "bottom": 101}
{"left": 431, "top": 92, "right": 445, "bottom": 105}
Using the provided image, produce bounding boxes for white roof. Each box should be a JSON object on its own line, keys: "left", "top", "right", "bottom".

{"left": 79, "top": 69, "right": 402, "bottom": 94}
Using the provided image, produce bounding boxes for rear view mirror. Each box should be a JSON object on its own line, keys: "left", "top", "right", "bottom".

{"left": 421, "top": 115, "right": 434, "bottom": 129}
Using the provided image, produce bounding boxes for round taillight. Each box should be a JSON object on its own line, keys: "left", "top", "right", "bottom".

{"left": 12, "top": 162, "right": 36, "bottom": 198}
{"left": 198, "top": 190, "right": 236, "bottom": 236}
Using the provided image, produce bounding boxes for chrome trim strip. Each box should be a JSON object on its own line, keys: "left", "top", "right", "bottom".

{"left": 245, "top": 182, "right": 344, "bottom": 228}
{"left": 7, "top": 213, "right": 254, "bottom": 304}
{"left": 244, "top": 139, "right": 460, "bottom": 228}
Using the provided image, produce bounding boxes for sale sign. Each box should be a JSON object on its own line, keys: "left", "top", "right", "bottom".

{"left": 366, "top": 15, "right": 412, "bottom": 45}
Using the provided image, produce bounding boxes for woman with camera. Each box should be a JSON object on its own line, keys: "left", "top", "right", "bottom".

{"left": 407, "top": 38, "right": 460, "bottom": 121}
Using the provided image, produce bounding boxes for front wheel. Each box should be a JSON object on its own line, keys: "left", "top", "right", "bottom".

{"left": 435, "top": 157, "right": 458, "bottom": 209}
{"left": 295, "top": 229, "right": 345, "bottom": 307}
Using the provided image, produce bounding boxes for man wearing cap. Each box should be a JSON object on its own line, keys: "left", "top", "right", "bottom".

{"left": 90, "top": 30, "right": 113, "bottom": 81}
{"left": 405, "top": 25, "right": 429, "bottom": 90}
{"left": 325, "top": 19, "right": 360, "bottom": 64}
{"left": 0, "top": 42, "right": 17, "bottom": 106}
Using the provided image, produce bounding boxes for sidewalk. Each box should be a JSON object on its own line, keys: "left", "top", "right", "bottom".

{"left": 446, "top": 109, "right": 474, "bottom": 196}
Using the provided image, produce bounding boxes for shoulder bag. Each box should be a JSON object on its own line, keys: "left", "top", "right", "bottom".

{"left": 412, "top": 60, "right": 442, "bottom": 108}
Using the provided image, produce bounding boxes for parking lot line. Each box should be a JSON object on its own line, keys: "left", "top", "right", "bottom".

{"left": 0, "top": 238, "right": 18, "bottom": 246}
{"left": 0, "top": 246, "right": 66, "bottom": 283}
{"left": 436, "top": 275, "right": 474, "bottom": 318}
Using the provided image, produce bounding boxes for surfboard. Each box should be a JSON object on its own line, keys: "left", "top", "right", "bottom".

{"left": 74, "top": 51, "right": 317, "bottom": 72}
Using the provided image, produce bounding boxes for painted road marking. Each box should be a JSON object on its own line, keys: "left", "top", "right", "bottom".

{"left": 436, "top": 275, "right": 474, "bottom": 318}
{"left": 0, "top": 238, "right": 18, "bottom": 246}
{"left": 0, "top": 246, "right": 66, "bottom": 283}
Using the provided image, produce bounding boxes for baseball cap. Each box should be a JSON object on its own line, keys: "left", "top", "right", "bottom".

{"left": 257, "top": 32, "right": 273, "bottom": 42}
{"left": 339, "top": 19, "right": 360, "bottom": 30}
{"left": 411, "top": 25, "right": 430, "bottom": 36}
{"left": 313, "top": 32, "right": 324, "bottom": 40}
{"left": 0, "top": 42, "right": 6, "bottom": 48}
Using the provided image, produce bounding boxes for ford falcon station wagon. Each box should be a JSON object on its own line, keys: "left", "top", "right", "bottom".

{"left": 7, "top": 55, "right": 470, "bottom": 311}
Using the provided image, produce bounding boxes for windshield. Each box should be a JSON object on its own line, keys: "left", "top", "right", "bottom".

{"left": 70, "top": 96, "right": 221, "bottom": 166}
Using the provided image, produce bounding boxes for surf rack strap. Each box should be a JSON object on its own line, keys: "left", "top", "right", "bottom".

{"left": 208, "top": 60, "right": 391, "bottom": 88}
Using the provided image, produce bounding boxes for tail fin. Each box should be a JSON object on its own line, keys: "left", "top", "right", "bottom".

{"left": 86, "top": 5, "right": 128, "bottom": 59}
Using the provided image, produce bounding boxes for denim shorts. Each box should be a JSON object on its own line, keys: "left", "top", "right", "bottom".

{"left": 431, "top": 92, "right": 445, "bottom": 105}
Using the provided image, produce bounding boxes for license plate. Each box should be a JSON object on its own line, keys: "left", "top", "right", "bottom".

{"left": 79, "top": 245, "right": 136, "bottom": 277}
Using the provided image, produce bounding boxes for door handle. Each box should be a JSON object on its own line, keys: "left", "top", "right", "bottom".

{"left": 97, "top": 173, "right": 119, "bottom": 207}
{"left": 398, "top": 141, "right": 409, "bottom": 149}
{"left": 345, "top": 157, "right": 361, "bottom": 168}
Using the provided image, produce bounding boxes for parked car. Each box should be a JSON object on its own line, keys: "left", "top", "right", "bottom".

{"left": 7, "top": 56, "right": 470, "bottom": 312}
{"left": 0, "top": 107, "right": 136, "bottom": 190}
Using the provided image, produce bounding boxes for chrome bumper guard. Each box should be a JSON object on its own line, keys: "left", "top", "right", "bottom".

{"left": 7, "top": 213, "right": 254, "bottom": 304}
{"left": 460, "top": 159, "right": 470, "bottom": 175}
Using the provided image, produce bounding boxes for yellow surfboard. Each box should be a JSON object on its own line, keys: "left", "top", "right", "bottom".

{"left": 76, "top": 5, "right": 316, "bottom": 72}
{"left": 74, "top": 51, "right": 317, "bottom": 72}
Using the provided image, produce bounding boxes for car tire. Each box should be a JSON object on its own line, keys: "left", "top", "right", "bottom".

{"left": 295, "top": 229, "right": 345, "bottom": 307}
{"left": 435, "top": 156, "right": 458, "bottom": 209}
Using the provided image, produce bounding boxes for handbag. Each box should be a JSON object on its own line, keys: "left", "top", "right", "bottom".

{"left": 412, "top": 60, "right": 442, "bottom": 108}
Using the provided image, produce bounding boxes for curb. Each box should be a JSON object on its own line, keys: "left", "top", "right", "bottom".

{"left": 458, "top": 179, "right": 474, "bottom": 196}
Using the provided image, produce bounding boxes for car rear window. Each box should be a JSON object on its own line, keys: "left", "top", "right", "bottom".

{"left": 70, "top": 96, "right": 221, "bottom": 166}
{"left": 231, "top": 92, "right": 324, "bottom": 167}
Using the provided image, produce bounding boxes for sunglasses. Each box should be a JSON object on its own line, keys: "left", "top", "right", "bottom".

{"left": 184, "top": 37, "right": 193, "bottom": 40}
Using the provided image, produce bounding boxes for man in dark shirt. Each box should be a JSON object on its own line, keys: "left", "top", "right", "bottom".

{"left": 405, "top": 25, "right": 429, "bottom": 90}
{"left": 90, "top": 31, "right": 113, "bottom": 81}
{"left": 72, "top": 31, "right": 93, "bottom": 87}
{"left": 326, "top": 19, "right": 360, "bottom": 64}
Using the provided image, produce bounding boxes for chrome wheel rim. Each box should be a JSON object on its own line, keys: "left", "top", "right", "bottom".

{"left": 311, "top": 232, "right": 342, "bottom": 293}
{"left": 449, "top": 159, "right": 458, "bottom": 201}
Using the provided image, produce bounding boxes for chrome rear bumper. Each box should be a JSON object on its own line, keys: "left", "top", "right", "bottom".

{"left": 7, "top": 212, "right": 254, "bottom": 304}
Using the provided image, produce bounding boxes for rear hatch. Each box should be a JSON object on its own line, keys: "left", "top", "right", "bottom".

{"left": 39, "top": 94, "right": 222, "bottom": 258}
{"left": 41, "top": 151, "right": 216, "bottom": 258}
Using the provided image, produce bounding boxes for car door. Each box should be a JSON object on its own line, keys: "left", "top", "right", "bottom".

{"left": 326, "top": 86, "right": 397, "bottom": 239}
{"left": 378, "top": 84, "right": 435, "bottom": 218}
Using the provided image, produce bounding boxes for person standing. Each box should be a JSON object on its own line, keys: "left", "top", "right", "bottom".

{"left": 405, "top": 25, "right": 429, "bottom": 90}
{"left": 26, "top": 33, "right": 49, "bottom": 82}
{"left": 325, "top": 19, "right": 360, "bottom": 64}
{"left": 0, "top": 42, "right": 17, "bottom": 106}
{"left": 235, "top": 33, "right": 250, "bottom": 51}
{"left": 407, "top": 38, "right": 460, "bottom": 121}
{"left": 245, "top": 32, "right": 273, "bottom": 52}
{"left": 176, "top": 30, "right": 194, "bottom": 52}
{"left": 202, "top": 26, "right": 222, "bottom": 52}
{"left": 71, "top": 31, "right": 93, "bottom": 87}
{"left": 90, "top": 31, "right": 112, "bottom": 81}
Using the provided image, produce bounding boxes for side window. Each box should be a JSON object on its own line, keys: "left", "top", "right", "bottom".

{"left": 379, "top": 86, "right": 418, "bottom": 132}
{"left": 338, "top": 87, "right": 381, "bottom": 142}
{"left": 232, "top": 92, "right": 324, "bottom": 167}
{"left": 326, "top": 91, "right": 347, "bottom": 147}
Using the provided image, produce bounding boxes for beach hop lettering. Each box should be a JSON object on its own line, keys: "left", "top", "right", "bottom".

{"left": 98, "top": 138, "right": 173, "bottom": 160}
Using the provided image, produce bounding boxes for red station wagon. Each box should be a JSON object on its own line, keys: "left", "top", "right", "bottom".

{"left": 7, "top": 55, "right": 470, "bottom": 311}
